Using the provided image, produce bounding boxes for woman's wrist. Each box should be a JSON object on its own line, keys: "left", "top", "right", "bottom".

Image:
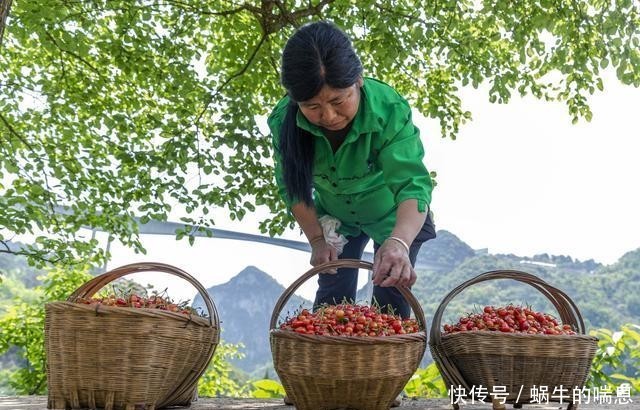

{"left": 386, "top": 236, "right": 410, "bottom": 254}
{"left": 309, "top": 235, "right": 326, "bottom": 247}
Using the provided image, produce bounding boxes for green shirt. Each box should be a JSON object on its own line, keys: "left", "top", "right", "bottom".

{"left": 268, "top": 77, "right": 433, "bottom": 245}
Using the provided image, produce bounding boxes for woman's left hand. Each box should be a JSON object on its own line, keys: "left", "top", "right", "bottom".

{"left": 372, "top": 239, "right": 416, "bottom": 287}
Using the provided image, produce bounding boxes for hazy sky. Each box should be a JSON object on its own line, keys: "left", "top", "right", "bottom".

{"left": 420, "top": 70, "right": 639, "bottom": 265}
{"left": 105, "top": 70, "right": 640, "bottom": 303}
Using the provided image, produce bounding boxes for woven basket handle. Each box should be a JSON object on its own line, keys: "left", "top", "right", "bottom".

{"left": 67, "top": 262, "right": 218, "bottom": 327}
{"left": 269, "top": 259, "right": 427, "bottom": 332}
{"left": 429, "top": 269, "right": 586, "bottom": 346}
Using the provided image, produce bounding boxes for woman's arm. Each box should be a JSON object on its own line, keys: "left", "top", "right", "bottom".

{"left": 372, "top": 199, "right": 427, "bottom": 287}
{"left": 291, "top": 202, "right": 338, "bottom": 269}
{"left": 389, "top": 199, "right": 427, "bottom": 248}
{"left": 371, "top": 96, "right": 432, "bottom": 288}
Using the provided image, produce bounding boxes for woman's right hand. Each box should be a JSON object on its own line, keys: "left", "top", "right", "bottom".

{"left": 310, "top": 238, "right": 338, "bottom": 273}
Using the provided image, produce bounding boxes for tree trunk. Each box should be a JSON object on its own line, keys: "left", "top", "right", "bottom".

{"left": 0, "top": 0, "right": 13, "bottom": 48}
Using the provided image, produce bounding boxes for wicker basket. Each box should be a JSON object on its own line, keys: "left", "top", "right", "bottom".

{"left": 270, "top": 259, "right": 428, "bottom": 410}
{"left": 429, "top": 270, "right": 598, "bottom": 410}
{"left": 45, "top": 262, "right": 220, "bottom": 410}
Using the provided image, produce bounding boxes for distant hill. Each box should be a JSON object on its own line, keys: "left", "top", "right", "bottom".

{"left": 192, "top": 266, "right": 311, "bottom": 374}
{"left": 414, "top": 230, "right": 476, "bottom": 272}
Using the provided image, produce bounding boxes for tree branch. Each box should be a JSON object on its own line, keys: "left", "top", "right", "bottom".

{"left": 0, "top": 240, "right": 12, "bottom": 253}
{"left": 147, "top": 0, "right": 260, "bottom": 16}
{"left": 267, "top": 0, "right": 334, "bottom": 33}
{"left": 0, "top": 112, "right": 35, "bottom": 151}
{"left": 274, "top": 0, "right": 299, "bottom": 28}
{"left": 0, "top": 0, "right": 12, "bottom": 48}
{"left": 196, "top": 0, "right": 334, "bottom": 115}
{"left": 0, "top": 113, "right": 62, "bottom": 232}
{"left": 194, "top": 33, "right": 268, "bottom": 126}
{"left": 0, "top": 240, "right": 61, "bottom": 264}
{"left": 373, "top": 3, "right": 429, "bottom": 26}
{"left": 0, "top": 247, "right": 64, "bottom": 265}
{"left": 43, "top": 29, "right": 102, "bottom": 77}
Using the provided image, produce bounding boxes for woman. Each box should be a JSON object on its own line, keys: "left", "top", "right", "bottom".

{"left": 269, "top": 21, "right": 436, "bottom": 319}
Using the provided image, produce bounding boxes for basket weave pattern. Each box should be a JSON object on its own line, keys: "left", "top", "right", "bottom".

{"left": 45, "top": 262, "right": 220, "bottom": 410}
{"left": 429, "top": 270, "right": 598, "bottom": 406}
{"left": 270, "top": 259, "right": 428, "bottom": 410}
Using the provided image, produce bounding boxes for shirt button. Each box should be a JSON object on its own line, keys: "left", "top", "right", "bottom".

{"left": 330, "top": 166, "right": 336, "bottom": 172}
{"left": 332, "top": 183, "right": 337, "bottom": 187}
{"left": 346, "top": 200, "right": 351, "bottom": 204}
{"left": 350, "top": 211, "right": 356, "bottom": 214}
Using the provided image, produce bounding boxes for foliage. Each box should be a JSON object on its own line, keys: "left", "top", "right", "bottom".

{"left": 198, "top": 341, "right": 250, "bottom": 397}
{"left": 0, "top": 247, "right": 43, "bottom": 316}
{"left": 0, "top": 246, "right": 42, "bottom": 287}
{"left": 1, "top": 0, "right": 638, "bottom": 266}
{"left": 0, "top": 273, "right": 39, "bottom": 315}
{"left": 250, "top": 379, "right": 286, "bottom": 398}
{"left": 404, "top": 362, "right": 448, "bottom": 398}
{"left": 0, "top": 264, "right": 91, "bottom": 394}
{"left": 588, "top": 324, "right": 640, "bottom": 394}
{"left": 0, "top": 300, "right": 44, "bottom": 394}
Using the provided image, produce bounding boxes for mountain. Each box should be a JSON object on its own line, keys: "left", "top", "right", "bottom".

{"left": 582, "top": 248, "right": 640, "bottom": 320}
{"left": 191, "top": 266, "right": 311, "bottom": 374}
{"left": 414, "top": 230, "right": 476, "bottom": 272}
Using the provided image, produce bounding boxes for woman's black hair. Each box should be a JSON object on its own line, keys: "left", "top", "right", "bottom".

{"left": 278, "top": 21, "right": 363, "bottom": 206}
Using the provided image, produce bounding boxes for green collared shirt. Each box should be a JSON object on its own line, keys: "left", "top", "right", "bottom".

{"left": 268, "top": 77, "right": 433, "bottom": 245}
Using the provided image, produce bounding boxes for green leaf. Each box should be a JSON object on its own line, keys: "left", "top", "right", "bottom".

{"left": 251, "top": 379, "right": 286, "bottom": 398}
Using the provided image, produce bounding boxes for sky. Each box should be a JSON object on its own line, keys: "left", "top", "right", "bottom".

{"left": 421, "top": 70, "right": 639, "bottom": 265}
{"left": 103, "top": 69, "right": 640, "bottom": 304}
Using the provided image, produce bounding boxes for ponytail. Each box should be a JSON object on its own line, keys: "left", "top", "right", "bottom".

{"left": 279, "top": 102, "right": 315, "bottom": 206}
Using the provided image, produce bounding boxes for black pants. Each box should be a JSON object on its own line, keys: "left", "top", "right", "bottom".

{"left": 314, "top": 214, "right": 436, "bottom": 318}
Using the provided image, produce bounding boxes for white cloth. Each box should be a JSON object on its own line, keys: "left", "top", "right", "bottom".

{"left": 318, "top": 215, "right": 349, "bottom": 255}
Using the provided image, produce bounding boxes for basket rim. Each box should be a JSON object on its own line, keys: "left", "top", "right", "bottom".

{"left": 271, "top": 328, "right": 427, "bottom": 344}
{"left": 46, "top": 300, "right": 215, "bottom": 327}
{"left": 430, "top": 269, "right": 589, "bottom": 346}
{"left": 67, "top": 262, "right": 219, "bottom": 327}
{"left": 436, "top": 330, "right": 599, "bottom": 342}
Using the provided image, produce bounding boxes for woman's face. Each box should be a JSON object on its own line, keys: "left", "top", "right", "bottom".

{"left": 298, "top": 78, "right": 363, "bottom": 131}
